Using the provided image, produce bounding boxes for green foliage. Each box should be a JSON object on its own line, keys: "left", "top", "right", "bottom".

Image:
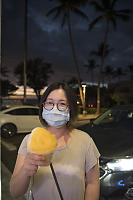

{"left": 89, "top": 0, "right": 131, "bottom": 31}
{"left": 78, "top": 106, "right": 108, "bottom": 114}
{"left": 88, "top": 0, "right": 132, "bottom": 114}
{"left": 0, "top": 66, "right": 18, "bottom": 98}
{"left": 46, "top": 0, "right": 88, "bottom": 27}
{"left": 46, "top": 0, "right": 89, "bottom": 110}
{"left": 128, "top": 64, "right": 133, "bottom": 80}
{"left": 67, "top": 77, "right": 79, "bottom": 87}
{"left": 0, "top": 79, "right": 18, "bottom": 97}
{"left": 14, "top": 57, "right": 53, "bottom": 101}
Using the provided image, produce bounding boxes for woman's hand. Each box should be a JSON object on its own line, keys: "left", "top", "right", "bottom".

{"left": 21, "top": 152, "right": 49, "bottom": 177}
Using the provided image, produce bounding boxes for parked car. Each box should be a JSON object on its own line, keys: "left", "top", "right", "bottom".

{"left": 78, "top": 105, "right": 133, "bottom": 200}
{"left": 0, "top": 105, "right": 43, "bottom": 137}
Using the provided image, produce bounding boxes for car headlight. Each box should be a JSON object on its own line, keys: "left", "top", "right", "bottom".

{"left": 106, "top": 158, "right": 133, "bottom": 171}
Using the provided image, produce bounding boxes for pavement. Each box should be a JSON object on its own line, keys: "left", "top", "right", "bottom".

{"left": 1, "top": 113, "right": 98, "bottom": 200}
{"left": 1, "top": 162, "right": 25, "bottom": 200}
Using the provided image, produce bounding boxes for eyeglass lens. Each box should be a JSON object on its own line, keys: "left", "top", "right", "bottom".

{"left": 43, "top": 102, "right": 68, "bottom": 111}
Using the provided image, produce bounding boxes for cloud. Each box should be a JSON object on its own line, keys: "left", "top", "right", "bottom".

{"left": 124, "top": 45, "right": 133, "bottom": 53}
{"left": 2, "top": 0, "right": 133, "bottom": 84}
{"left": 29, "top": 7, "right": 61, "bottom": 33}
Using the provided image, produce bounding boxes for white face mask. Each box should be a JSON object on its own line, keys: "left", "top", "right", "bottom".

{"left": 42, "top": 107, "right": 70, "bottom": 128}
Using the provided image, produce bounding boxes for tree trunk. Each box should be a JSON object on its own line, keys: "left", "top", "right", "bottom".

{"left": 0, "top": 0, "right": 2, "bottom": 106}
{"left": 96, "top": 21, "right": 109, "bottom": 114}
{"left": 24, "top": 0, "right": 28, "bottom": 104}
{"left": 34, "top": 89, "right": 41, "bottom": 105}
{"left": 66, "top": 11, "right": 85, "bottom": 114}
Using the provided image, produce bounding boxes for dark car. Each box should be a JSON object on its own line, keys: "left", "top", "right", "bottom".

{"left": 78, "top": 105, "right": 133, "bottom": 200}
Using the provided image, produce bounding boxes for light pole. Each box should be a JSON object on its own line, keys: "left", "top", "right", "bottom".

{"left": 82, "top": 84, "right": 86, "bottom": 115}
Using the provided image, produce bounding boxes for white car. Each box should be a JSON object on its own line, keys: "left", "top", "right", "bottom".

{"left": 0, "top": 105, "right": 43, "bottom": 137}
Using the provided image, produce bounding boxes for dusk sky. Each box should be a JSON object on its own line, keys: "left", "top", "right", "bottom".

{"left": 2, "top": 0, "right": 133, "bottom": 85}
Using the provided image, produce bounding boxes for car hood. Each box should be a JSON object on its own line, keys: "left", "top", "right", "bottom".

{"left": 78, "top": 124, "right": 133, "bottom": 158}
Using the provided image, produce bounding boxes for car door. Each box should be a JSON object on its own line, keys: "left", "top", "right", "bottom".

{"left": 9, "top": 107, "right": 43, "bottom": 132}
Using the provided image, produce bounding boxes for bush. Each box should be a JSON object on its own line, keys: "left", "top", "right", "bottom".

{"left": 78, "top": 106, "right": 108, "bottom": 114}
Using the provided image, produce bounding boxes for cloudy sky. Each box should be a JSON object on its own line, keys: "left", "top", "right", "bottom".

{"left": 2, "top": 0, "right": 133, "bottom": 85}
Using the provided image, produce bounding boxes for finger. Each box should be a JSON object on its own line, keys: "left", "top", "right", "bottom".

{"left": 39, "top": 161, "right": 49, "bottom": 166}
{"left": 27, "top": 169, "right": 38, "bottom": 176}
{"left": 27, "top": 158, "right": 46, "bottom": 166}
{"left": 30, "top": 153, "right": 45, "bottom": 161}
{"left": 25, "top": 163, "right": 38, "bottom": 172}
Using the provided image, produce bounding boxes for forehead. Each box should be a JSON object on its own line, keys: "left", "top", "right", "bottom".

{"left": 47, "top": 89, "right": 67, "bottom": 101}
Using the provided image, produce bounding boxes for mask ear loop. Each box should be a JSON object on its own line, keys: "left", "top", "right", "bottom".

{"left": 50, "top": 163, "right": 64, "bottom": 200}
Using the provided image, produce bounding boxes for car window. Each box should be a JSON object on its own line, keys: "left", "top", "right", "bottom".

{"left": 29, "top": 108, "right": 39, "bottom": 115}
{"left": 94, "top": 110, "right": 119, "bottom": 125}
{"left": 6, "top": 108, "right": 39, "bottom": 115}
{"left": 94, "top": 109, "right": 133, "bottom": 126}
{"left": 118, "top": 110, "right": 133, "bottom": 129}
{"left": 116, "top": 110, "right": 133, "bottom": 121}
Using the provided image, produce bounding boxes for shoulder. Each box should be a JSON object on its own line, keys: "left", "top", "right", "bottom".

{"left": 72, "top": 129, "right": 100, "bottom": 158}
{"left": 22, "top": 134, "right": 30, "bottom": 144}
{"left": 73, "top": 128, "right": 91, "bottom": 138}
{"left": 73, "top": 128, "right": 92, "bottom": 144}
{"left": 18, "top": 134, "right": 30, "bottom": 155}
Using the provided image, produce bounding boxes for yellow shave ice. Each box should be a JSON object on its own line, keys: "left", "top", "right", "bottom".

{"left": 28, "top": 127, "right": 58, "bottom": 160}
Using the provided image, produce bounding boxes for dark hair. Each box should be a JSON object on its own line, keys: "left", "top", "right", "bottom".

{"left": 39, "top": 82, "right": 78, "bottom": 127}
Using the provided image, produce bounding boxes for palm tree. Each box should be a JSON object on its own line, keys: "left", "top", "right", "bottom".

{"left": 0, "top": 66, "right": 18, "bottom": 103}
{"left": 0, "top": 0, "right": 2, "bottom": 69}
{"left": 90, "top": 43, "right": 113, "bottom": 58}
{"left": 114, "top": 67, "right": 125, "bottom": 82}
{"left": 103, "top": 65, "right": 114, "bottom": 83}
{"left": 90, "top": 42, "right": 113, "bottom": 85}
{"left": 67, "top": 76, "right": 79, "bottom": 87}
{"left": 84, "top": 59, "right": 97, "bottom": 83}
{"left": 127, "top": 64, "right": 133, "bottom": 80}
{"left": 1, "top": 66, "right": 9, "bottom": 77}
{"left": 89, "top": 0, "right": 131, "bottom": 114}
{"left": 46, "top": 0, "right": 88, "bottom": 114}
{"left": 24, "top": 0, "right": 28, "bottom": 104}
{"left": 0, "top": 79, "right": 18, "bottom": 97}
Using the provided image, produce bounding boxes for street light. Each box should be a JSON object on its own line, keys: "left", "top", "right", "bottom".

{"left": 82, "top": 84, "right": 86, "bottom": 115}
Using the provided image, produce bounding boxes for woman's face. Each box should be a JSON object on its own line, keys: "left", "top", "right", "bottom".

{"left": 46, "top": 89, "right": 68, "bottom": 108}
{"left": 42, "top": 89, "right": 70, "bottom": 128}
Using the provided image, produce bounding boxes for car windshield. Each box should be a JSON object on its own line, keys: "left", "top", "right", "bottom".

{"left": 93, "top": 109, "right": 133, "bottom": 126}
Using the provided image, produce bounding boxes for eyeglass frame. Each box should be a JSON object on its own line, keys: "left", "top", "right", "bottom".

{"left": 42, "top": 102, "right": 69, "bottom": 111}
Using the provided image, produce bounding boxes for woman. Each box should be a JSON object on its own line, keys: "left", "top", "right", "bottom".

{"left": 10, "top": 82, "right": 100, "bottom": 200}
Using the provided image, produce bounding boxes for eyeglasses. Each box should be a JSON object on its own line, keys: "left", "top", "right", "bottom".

{"left": 43, "top": 102, "right": 69, "bottom": 111}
